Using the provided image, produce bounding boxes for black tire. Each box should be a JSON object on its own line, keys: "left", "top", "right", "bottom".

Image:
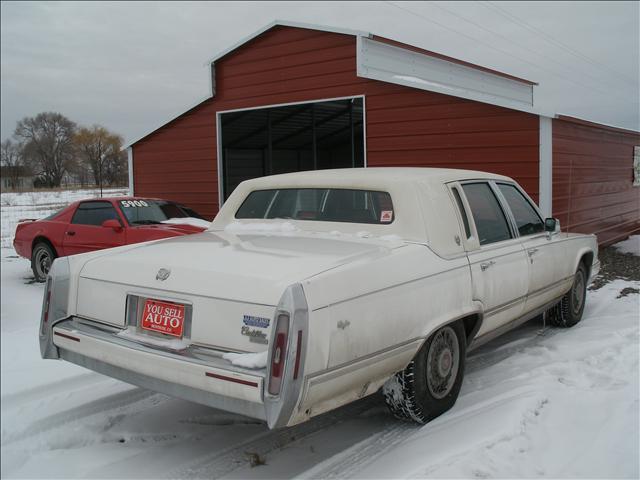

{"left": 31, "top": 241, "right": 56, "bottom": 282}
{"left": 549, "top": 262, "right": 588, "bottom": 328}
{"left": 382, "top": 322, "right": 466, "bottom": 424}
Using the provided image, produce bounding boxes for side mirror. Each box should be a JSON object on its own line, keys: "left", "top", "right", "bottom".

{"left": 102, "top": 219, "right": 123, "bottom": 232}
{"left": 544, "top": 217, "right": 560, "bottom": 233}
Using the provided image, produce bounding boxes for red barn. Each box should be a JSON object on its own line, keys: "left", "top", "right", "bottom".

{"left": 127, "top": 21, "right": 639, "bottom": 245}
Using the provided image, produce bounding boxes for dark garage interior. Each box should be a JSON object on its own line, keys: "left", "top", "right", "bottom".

{"left": 220, "top": 97, "right": 364, "bottom": 199}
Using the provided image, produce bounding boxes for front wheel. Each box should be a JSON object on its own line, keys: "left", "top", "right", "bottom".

{"left": 31, "top": 242, "right": 56, "bottom": 282}
{"left": 382, "top": 322, "right": 466, "bottom": 424}
{"left": 549, "top": 262, "right": 588, "bottom": 328}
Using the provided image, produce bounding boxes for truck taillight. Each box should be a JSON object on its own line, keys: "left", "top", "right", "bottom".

{"left": 268, "top": 313, "right": 290, "bottom": 396}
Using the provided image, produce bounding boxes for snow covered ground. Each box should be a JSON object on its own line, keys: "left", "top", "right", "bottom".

{"left": 1, "top": 188, "right": 638, "bottom": 478}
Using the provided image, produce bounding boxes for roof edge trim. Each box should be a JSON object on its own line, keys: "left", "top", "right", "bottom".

{"left": 555, "top": 114, "right": 640, "bottom": 135}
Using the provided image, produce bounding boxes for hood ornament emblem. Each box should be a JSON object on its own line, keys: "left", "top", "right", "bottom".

{"left": 156, "top": 268, "right": 171, "bottom": 281}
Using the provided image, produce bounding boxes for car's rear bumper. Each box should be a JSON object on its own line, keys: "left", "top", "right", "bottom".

{"left": 52, "top": 317, "right": 268, "bottom": 421}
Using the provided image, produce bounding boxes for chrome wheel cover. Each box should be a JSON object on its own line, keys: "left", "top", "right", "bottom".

{"left": 426, "top": 326, "right": 460, "bottom": 399}
{"left": 571, "top": 269, "right": 586, "bottom": 315}
{"left": 34, "top": 247, "right": 52, "bottom": 278}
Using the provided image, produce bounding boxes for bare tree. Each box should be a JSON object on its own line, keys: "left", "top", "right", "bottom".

{"left": 14, "top": 112, "right": 77, "bottom": 188}
{"left": 74, "top": 125, "right": 124, "bottom": 194}
{"left": 1, "top": 139, "right": 29, "bottom": 190}
{"left": 102, "top": 149, "right": 128, "bottom": 186}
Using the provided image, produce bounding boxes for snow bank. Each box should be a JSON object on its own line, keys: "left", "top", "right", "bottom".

{"left": 613, "top": 234, "right": 639, "bottom": 256}
{"left": 161, "top": 217, "right": 211, "bottom": 229}
{"left": 116, "top": 328, "right": 191, "bottom": 350}
{"left": 222, "top": 350, "right": 268, "bottom": 369}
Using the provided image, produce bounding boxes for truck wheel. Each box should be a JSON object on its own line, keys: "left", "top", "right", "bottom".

{"left": 31, "top": 242, "right": 56, "bottom": 282}
{"left": 549, "top": 262, "right": 588, "bottom": 328}
{"left": 382, "top": 322, "right": 466, "bottom": 424}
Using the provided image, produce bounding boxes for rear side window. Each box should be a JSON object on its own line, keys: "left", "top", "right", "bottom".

{"left": 497, "top": 184, "right": 544, "bottom": 236}
{"left": 461, "top": 183, "right": 512, "bottom": 245}
{"left": 236, "top": 188, "right": 395, "bottom": 224}
{"left": 72, "top": 201, "right": 120, "bottom": 226}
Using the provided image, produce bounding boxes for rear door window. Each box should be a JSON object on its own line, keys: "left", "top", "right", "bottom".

{"left": 497, "top": 183, "right": 544, "bottom": 236}
{"left": 461, "top": 183, "right": 512, "bottom": 245}
{"left": 71, "top": 201, "right": 120, "bottom": 226}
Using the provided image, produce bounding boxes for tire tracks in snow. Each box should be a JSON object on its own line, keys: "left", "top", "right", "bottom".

{"left": 297, "top": 421, "right": 419, "bottom": 479}
{"left": 1, "top": 372, "right": 107, "bottom": 411}
{"left": 171, "top": 395, "right": 382, "bottom": 479}
{"left": 2, "top": 387, "right": 157, "bottom": 445}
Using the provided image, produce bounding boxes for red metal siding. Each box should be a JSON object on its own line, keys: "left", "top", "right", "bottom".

{"left": 133, "top": 26, "right": 539, "bottom": 219}
{"left": 552, "top": 118, "right": 640, "bottom": 246}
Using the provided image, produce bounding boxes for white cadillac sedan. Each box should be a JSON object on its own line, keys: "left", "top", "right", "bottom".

{"left": 39, "top": 168, "right": 599, "bottom": 428}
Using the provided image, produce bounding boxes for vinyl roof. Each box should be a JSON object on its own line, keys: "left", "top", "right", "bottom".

{"left": 242, "top": 167, "right": 512, "bottom": 188}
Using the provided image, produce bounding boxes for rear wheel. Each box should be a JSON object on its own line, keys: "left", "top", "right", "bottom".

{"left": 382, "top": 322, "right": 466, "bottom": 424}
{"left": 31, "top": 242, "right": 56, "bottom": 282}
{"left": 549, "top": 262, "right": 588, "bottom": 328}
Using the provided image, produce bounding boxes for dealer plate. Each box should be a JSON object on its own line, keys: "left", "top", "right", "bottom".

{"left": 141, "top": 299, "right": 185, "bottom": 338}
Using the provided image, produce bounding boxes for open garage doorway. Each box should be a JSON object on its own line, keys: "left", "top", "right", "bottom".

{"left": 218, "top": 97, "right": 365, "bottom": 201}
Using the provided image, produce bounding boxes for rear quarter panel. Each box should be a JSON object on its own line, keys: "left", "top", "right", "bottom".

{"left": 297, "top": 243, "right": 475, "bottom": 418}
{"left": 564, "top": 232, "right": 599, "bottom": 278}
{"left": 15, "top": 219, "right": 69, "bottom": 258}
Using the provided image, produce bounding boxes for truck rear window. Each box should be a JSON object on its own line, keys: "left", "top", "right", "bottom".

{"left": 235, "top": 188, "right": 395, "bottom": 225}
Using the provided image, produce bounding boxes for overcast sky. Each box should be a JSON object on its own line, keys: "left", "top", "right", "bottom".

{"left": 1, "top": 1, "right": 638, "bottom": 145}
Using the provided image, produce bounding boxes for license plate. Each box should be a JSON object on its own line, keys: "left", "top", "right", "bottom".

{"left": 140, "top": 299, "right": 185, "bottom": 338}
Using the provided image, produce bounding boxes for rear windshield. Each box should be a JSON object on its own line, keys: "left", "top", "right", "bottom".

{"left": 235, "top": 188, "right": 395, "bottom": 224}
{"left": 119, "top": 200, "right": 193, "bottom": 225}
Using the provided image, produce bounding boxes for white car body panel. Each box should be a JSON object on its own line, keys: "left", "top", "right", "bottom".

{"left": 39, "top": 168, "right": 600, "bottom": 429}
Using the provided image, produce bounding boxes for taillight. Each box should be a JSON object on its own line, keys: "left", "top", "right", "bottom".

{"left": 268, "top": 313, "right": 290, "bottom": 396}
{"left": 43, "top": 279, "right": 52, "bottom": 324}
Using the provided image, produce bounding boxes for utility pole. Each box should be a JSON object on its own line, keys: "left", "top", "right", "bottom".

{"left": 99, "top": 153, "right": 105, "bottom": 197}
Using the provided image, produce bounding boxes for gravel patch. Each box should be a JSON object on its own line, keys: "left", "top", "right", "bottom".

{"left": 590, "top": 241, "right": 640, "bottom": 291}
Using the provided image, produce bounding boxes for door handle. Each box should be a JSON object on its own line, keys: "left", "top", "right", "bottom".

{"left": 480, "top": 261, "right": 495, "bottom": 271}
{"left": 66, "top": 231, "right": 76, "bottom": 236}
{"left": 528, "top": 248, "right": 538, "bottom": 256}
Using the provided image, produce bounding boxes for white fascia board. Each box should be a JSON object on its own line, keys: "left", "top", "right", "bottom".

{"left": 554, "top": 112, "right": 640, "bottom": 133}
{"left": 357, "top": 37, "right": 536, "bottom": 114}
{"left": 127, "top": 147, "right": 134, "bottom": 196}
{"left": 205, "top": 20, "right": 371, "bottom": 66}
{"left": 538, "top": 116, "right": 553, "bottom": 217}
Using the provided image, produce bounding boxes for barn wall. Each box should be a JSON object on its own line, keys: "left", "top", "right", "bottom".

{"left": 132, "top": 26, "right": 539, "bottom": 219}
{"left": 552, "top": 119, "right": 640, "bottom": 246}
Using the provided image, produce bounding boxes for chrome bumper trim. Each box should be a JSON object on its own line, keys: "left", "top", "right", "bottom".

{"left": 53, "top": 316, "right": 268, "bottom": 422}
{"left": 59, "top": 349, "right": 267, "bottom": 421}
